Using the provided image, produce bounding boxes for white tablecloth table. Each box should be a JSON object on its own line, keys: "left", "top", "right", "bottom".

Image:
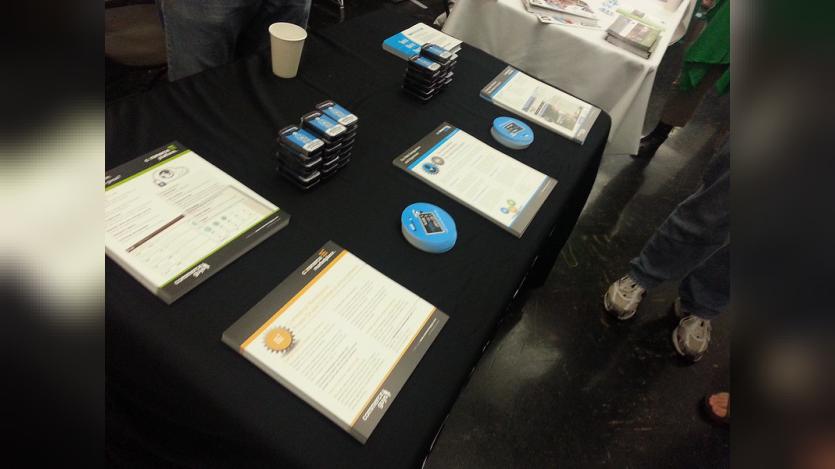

{"left": 443, "top": 0, "right": 696, "bottom": 155}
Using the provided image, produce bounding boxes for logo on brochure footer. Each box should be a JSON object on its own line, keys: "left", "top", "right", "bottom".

{"left": 436, "top": 125, "right": 452, "bottom": 135}
{"left": 264, "top": 327, "right": 295, "bottom": 353}
{"left": 362, "top": 389, "right": 392, "bottom": 422}
{"left": 173, "top": 262, "right": 210, "bottom": 286}
{"left": 301, "top": 249, "right": 336, "bottom": 276}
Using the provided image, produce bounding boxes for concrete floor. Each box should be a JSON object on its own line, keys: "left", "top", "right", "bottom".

{"left": 425, "top": 20, "right": 731, "bottom": 469}
{"left": 106, "top": 1, "right": 730, "bottom": 467}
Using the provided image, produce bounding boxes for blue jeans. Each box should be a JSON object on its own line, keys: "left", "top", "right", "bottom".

{"left": 158, "top": 0, "right": 311, "bottom": 81}
{"left": 629, "top": 142, "right": 730, "bottom": 319}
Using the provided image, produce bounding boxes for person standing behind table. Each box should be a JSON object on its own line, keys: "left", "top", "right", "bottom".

{"left": 157, "top": 0, "right": 312, "bottom": 81}
{"left": 637, "top": 0, "right": 730, "bottom": 158}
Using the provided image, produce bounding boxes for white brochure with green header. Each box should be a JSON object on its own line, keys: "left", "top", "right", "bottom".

{"left": 105, "top": 142, "right": 289, "bottom": 304}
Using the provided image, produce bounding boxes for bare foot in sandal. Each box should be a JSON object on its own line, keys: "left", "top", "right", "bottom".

{"left": 705, "top": 392, "right": 730, "bottom": 425}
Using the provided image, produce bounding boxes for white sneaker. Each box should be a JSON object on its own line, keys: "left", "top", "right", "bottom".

{"left": 603, "top": 275, "right": 646, "bottom": 320}
{"left": 672, "top": 315, "right": 712, "bottom": 362}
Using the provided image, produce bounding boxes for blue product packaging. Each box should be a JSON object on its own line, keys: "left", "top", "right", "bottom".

{"left": 491, "top": 116, "right": 534, "bottom": 150}
{"left": 404, "top": 72, "right": 441, "bottom": 90}
{"left": 408, "top": 56, "right": 442, "bottom": 75}
{"left": 278, "top": 125, "right": 325, "bottom": 156}
{"left": 400, "top": 203, "right": 457, "bottom": 253}
{"left": 403, "top": 87, "right": 437, "bottom": 103}
{"left": 341, "top": 135, "right": 356, "bottom": 149}
{"left": 420, "top": 43, "right": 454, "bottom": 65}
{"left": 315, "top": 100, "right": 359, "bottom": 129}
{"left": 278, "top": 168, "right": 320, "bottom": 190}
{"left": 276, "top": 146, "right": 319, "bottom": 172}
{"left": 321, "top": 150, "right": 340, "bottom": 165}
{"left": 301, "top": 111, "right": 348, "bottom": 142}
{"left": 322, "top": 140, "right": 343, "bottom": 155}
{"left": 322, "top": 156, "right": 339, "bottom": 170}
{"left": 277, "top": 145, "right": 322, "bottom": 169}
{"left": 277, "top": 151, "right": 320, "bottom": 176}
{"left": 320, "top": 161, "right": 339, "bottom": 178}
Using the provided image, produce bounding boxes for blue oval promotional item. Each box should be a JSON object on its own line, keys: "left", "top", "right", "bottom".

{"left": 401, "top": 203, "right": 457, "bottom": 253}
{"left": 491, "top": 116, "right": 534, "bottom": 150}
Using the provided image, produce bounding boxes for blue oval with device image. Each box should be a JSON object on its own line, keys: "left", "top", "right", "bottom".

{"left": 401, "top": 203, "right": 457, "bottom": 254}
{"left": 491, "top": 116, "right": 534, "bottom": 150}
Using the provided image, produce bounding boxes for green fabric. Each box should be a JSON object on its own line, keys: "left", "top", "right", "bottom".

{"left": 679, "top": 0, "right": 730, "bottom": 95}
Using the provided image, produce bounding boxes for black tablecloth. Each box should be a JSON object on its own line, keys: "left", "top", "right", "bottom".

{"left": 105, "top": 10, "right": 610, "bottom": 468}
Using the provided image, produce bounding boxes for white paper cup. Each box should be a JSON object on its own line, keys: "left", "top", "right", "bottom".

{"left": 269, "top": 22, "right": 307, "bottom": 78}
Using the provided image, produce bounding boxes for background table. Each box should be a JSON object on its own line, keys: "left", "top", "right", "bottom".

{"left": 106, "top": 10, "right": 609, "bottom": 468}
{"left": 443, "top": 0, "right": 695, "bottom": 155}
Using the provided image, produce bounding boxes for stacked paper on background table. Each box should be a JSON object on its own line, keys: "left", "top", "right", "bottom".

{"left": 442, "top": 0, "right": 696, "bottom": 154}
{"left": 605, "top": 9, "right": 665, "bottom": 58}
{"left": 523, "top": 0, "right": 601, "bottom": 27}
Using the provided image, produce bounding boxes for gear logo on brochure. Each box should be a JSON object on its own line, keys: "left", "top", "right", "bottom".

{"left": 264, "top": 326, "right": 295, "bottom": 354}
{"left": 152, "top": 167, "right": 189, "bottom": 187}
{"left": 422, "top": 162, "right": 440, "bottom": 175}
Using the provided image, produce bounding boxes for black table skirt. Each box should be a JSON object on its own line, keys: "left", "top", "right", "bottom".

{"left": 106, "top": 10, "right": 610, "bottom": 468}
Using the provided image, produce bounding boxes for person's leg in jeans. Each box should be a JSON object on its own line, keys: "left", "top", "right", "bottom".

{"left": 679, "top": 243, "right": 729, "bottom": 319}
{"left": 671, "top": 241, "right": 729, "bottom": 360}
{"left": 158, "top": 0, "right": 259, "bottom": 81}
{"left": 628, "top": 144, "right": 730, "bottom": 292}
{"left": 604, "top": 142, "right": 729, "bottom": 360}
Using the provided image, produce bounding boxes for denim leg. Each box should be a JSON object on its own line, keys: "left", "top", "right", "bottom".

{"left": 679, "top": 243, "right": 729, "bottom": 319}
{"left": 629, "top": 142, "right": 730, "bottom": 295}
{"left": 159, "top": 0, "right": 259, "bottom": 81}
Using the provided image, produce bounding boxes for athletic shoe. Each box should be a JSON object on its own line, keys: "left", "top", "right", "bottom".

{"left": 672, "top": 315, "right": 712, "bottom": 362}
{"left": 603, "top": 274, "right": 646, "bottom": 320}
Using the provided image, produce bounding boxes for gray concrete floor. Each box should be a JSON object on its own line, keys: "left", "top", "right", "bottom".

{"left": 426, "top": 24, "right": 731, "bottom": 469}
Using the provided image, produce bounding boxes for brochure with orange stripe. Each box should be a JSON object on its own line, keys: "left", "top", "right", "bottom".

{"left": 222, "top": 241, "right": 448, "bottom": 443}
